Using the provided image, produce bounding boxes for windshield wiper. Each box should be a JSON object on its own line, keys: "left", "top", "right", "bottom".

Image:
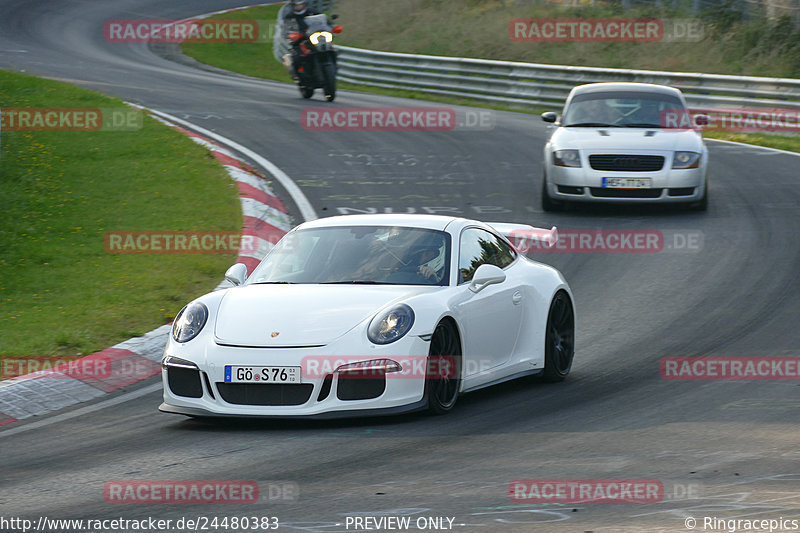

{"left": 623, "top": 123, "right": 662, "bottom": 128}
{"left": 252, "top": 281, "right": 296, "bottom": 284}
{"left": 564, "top": 122, "right": 621, "bottom": 127}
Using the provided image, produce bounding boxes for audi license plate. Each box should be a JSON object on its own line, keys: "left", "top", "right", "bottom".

{"left": 224, "top": 366, "right": 301, "bottom": 383}
{"left": 602, "top": 177, "right": 652, "bottom": 189}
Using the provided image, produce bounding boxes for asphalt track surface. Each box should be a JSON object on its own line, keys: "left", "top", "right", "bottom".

{"left": 1, "top": 1, "right": 800, "bottom": 531}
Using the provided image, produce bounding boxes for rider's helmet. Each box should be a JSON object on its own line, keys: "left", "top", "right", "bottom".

{"left": 292, "top": 0, "right": 309, "bottom": 15}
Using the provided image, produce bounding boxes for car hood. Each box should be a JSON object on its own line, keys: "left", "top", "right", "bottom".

{"left": 213, "top": 284, "right": 435, "bottom": 347}
{"left": 552, "top": 127, "right": 703, "bottom": 152}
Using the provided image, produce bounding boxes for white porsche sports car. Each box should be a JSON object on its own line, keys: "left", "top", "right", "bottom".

{"left": 541, "top": 82, "right": 709, "bottom": 211}
{"left": 159, "top": 214, "right": 574, "bottom": 419}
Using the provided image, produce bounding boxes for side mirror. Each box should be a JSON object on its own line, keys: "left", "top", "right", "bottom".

{"left": 332, "top": 24, "right": 343, "bottom": 34}
{"left": 225, "top": 263, "right": 248, "bottom": 286}
{"left": 541, "top": 112, "right": 558, "bottom": 123}
{"left": 694, "top": 114, "right": 709, "bottom": 127}
{"left": 331, "top": 14, "right": 339, "bottom": 20}
{"left": 468, "top": 264, "right": 506, "bottom": 293}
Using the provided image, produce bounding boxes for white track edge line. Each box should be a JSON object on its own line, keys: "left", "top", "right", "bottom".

{"left": 705, "top": 137, "right": 800, "bottom": 157}
{"left": 0, "top": 383, "right": 163, "bottom": 439}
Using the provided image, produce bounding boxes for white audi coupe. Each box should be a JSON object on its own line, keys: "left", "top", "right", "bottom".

{"left": 541, "top": 82, "right": 709, "bottom": 211}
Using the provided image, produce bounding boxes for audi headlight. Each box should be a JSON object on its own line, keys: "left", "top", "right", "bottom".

{"left": 309, "top": 31, "right": 332, "bottom": 45}
{"left": 367, "top": 304, "right": 415, "bottom": 345}
{"left": 672, "top": 151, "right": 701, "bottom": 169}
{"left": 553, "top": 149, "right": 581, "bottom": 167}
{"left": 172, "top": 302, "right": 208, "bottom": 343}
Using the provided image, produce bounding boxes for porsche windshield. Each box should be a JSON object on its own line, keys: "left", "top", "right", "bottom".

{"left": 563, "top": 91, "right": 686, "bottom": 128}
{"left": 247, "top": 226, "right": 451, "bottom": 286}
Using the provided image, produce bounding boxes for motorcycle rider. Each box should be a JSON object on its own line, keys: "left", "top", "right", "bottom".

{"left": 283, "top": 0, "right": 320, "bottom": 81}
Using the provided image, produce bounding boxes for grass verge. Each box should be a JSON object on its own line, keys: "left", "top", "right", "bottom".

{"left": 0, "top": 70, "right": 241, "bottom": 357}
{"left": 179, "top": 3, "right": 800, "bottom": 154}
{"left": 181, "top": 5, "right": 293, "bottom": 84}
{"left": 335, "top": 0, "right": 800, "bottom": 78}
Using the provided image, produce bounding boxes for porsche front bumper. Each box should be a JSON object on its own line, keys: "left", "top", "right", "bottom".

{"left": 159, "top": 334, "right": 434, "bottom": 418}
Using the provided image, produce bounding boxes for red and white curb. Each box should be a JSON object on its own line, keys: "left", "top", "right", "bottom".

{"left": 160, "top": 121, "right": 293, "bottom": 275}
{"left": 0, "top": 111, "right": 297, "bottom": 427}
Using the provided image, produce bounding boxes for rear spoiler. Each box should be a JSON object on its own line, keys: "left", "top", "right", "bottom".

{"left": 488, "top": 223, "right": 559, "bottom": 251}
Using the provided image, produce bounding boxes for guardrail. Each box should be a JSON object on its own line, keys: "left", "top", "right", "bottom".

{"left": 336, "top": 45, "right": 800, "bottom": 111}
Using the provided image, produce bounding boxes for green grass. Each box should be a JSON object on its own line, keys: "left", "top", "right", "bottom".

{"left": 179, "top": 2, "right": 800, "bottom": 153}
{"left": 335, "top": 0, "right": 800, "bottom": 78}
{"left": 0, "top": 70, "right": 241, "bottom": 357}
{"left": 181, "top": 5, "right": 293, "bottom": 83}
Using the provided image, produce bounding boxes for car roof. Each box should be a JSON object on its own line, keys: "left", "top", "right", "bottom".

{"left": 297, "top": 214, "right": 464, "bottom": 232}
{"left": 570, "top": 82, "right": 683, "bottom": 98}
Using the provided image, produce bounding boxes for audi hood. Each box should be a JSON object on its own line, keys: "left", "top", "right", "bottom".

{"left": 550, "top": 127, "right": 704, "bottom": 152}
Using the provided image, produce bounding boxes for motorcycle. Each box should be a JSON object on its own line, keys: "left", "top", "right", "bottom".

{"left": 287, "top": 14, "right": 342, "bottom": 102}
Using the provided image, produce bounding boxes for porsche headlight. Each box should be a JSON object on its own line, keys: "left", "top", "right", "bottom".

{"left": 553, "top": 149, "right": 581, "bottom": 167}
{"left": 309, "top": 31, "right": 332, "bottom": 45}
{"left": 672, "top": 151, "right": 701, "bottom": 169}
{"left": 367, "top": 304, "right": 415, "bottom": 345}
{"left": 172, "top": 302, "right": 208, "bottom": 343}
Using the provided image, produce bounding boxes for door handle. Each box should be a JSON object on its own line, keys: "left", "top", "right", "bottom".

{"left": 512, "top": 291, "right": 523, "bottom": 305}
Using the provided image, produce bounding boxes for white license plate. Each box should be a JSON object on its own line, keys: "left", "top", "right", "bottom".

{"left": 224, "top": 366, "right": 301, "bottom": 384}
{"left": 602, "top": 177, "right": 652, "bottom": 189}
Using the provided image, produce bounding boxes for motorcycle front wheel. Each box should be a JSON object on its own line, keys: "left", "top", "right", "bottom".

{"left": 321, "top": 62, "right": 336, "bottom": 102}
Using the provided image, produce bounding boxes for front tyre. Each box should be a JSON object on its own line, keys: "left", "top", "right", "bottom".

{"left": 425, "top": 320, "right": 461, "bottom": 415}
{"left": 542, "top": 291, "right": 575, "bottom": 382}
{"left": 322, "top": 61, "right": 336, "bottom": 102}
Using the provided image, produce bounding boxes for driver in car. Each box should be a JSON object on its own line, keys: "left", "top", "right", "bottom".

{"left": 415, "top": 245, "right": 445, "bottom": 282}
